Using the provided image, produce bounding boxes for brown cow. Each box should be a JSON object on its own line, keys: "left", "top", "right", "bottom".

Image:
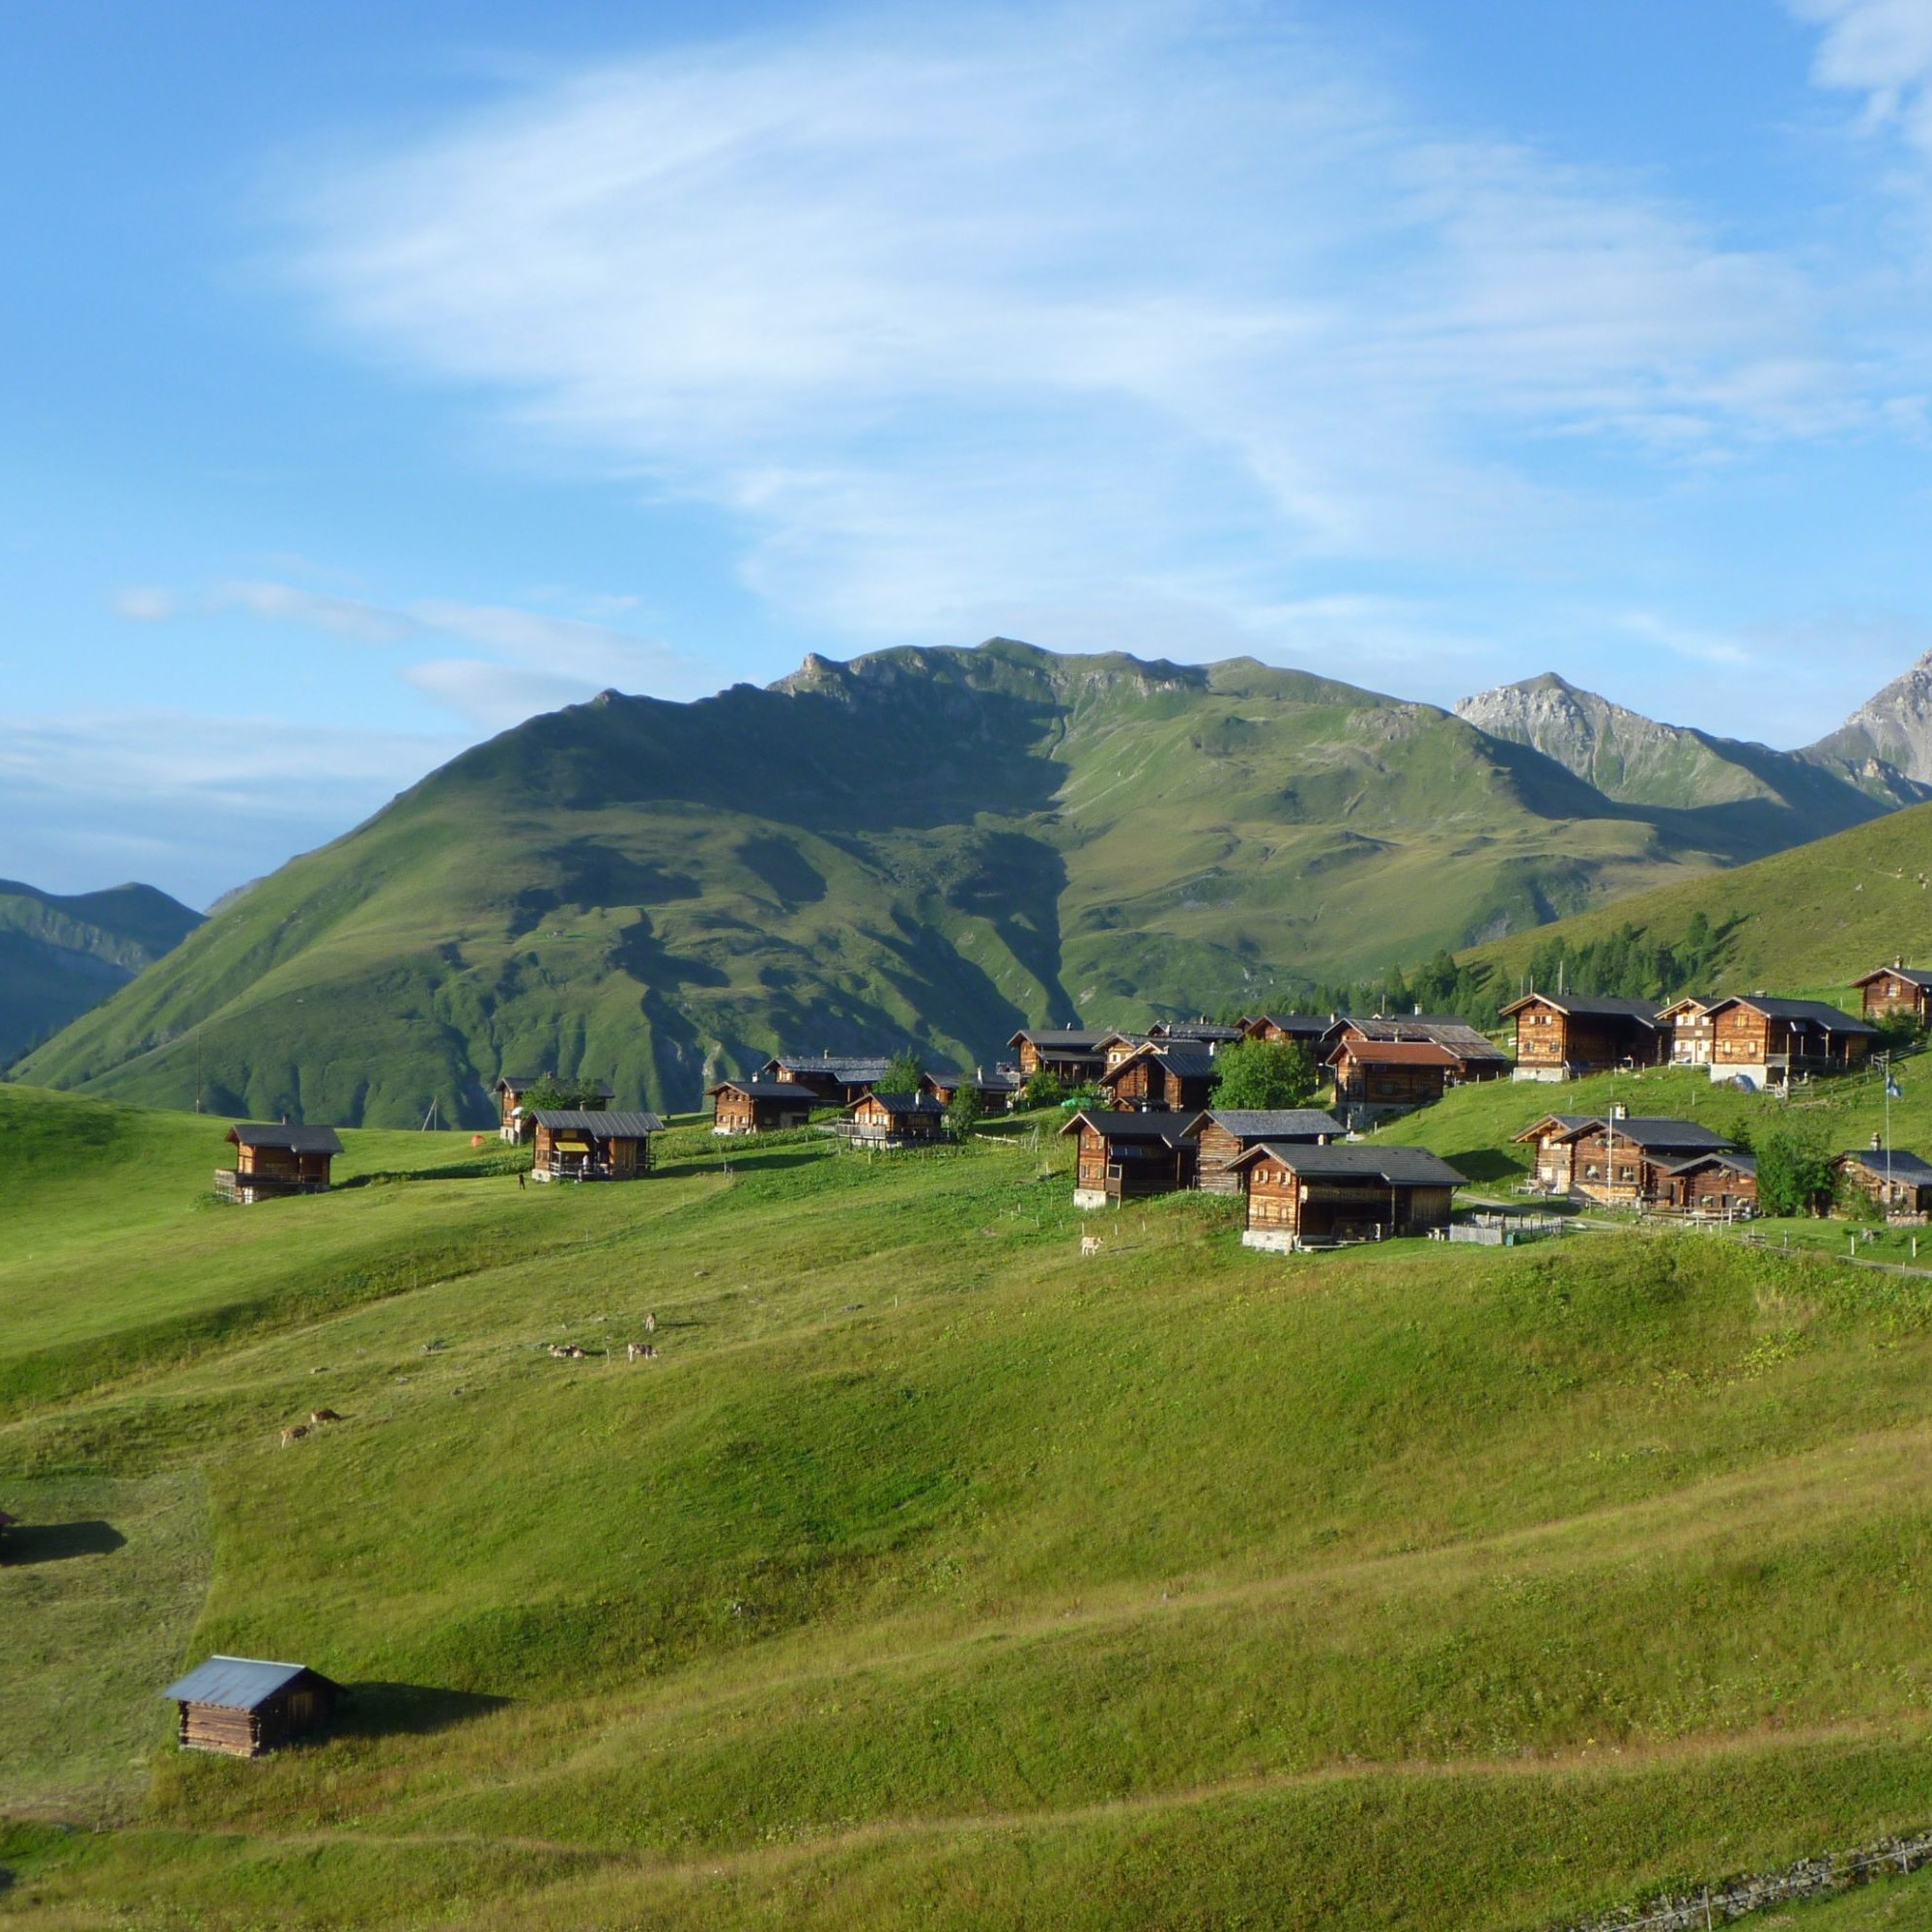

{"left": 279, "top": 1424, "right": 311, "bottom": 1448}
{"left": 309, "top": 1408, "right": 344, "bottom": 1426}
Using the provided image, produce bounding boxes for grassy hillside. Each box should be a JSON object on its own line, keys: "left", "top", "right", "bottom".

{"left": 1459, "top": 798, "right": 1932, "bottom": 1006}
{"left": 0, "top": 880, "right": 202, "bottom": 1065}
{"left": 12, "top": 1086, "right": 1932, "bottom": 1924}
{"left": 13, "top": 641, "right": 1907, "bottom": 1125}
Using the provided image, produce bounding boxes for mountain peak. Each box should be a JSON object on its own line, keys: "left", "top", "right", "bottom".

{"left": 1808, "top": 649, "right": 1932, "bottom": 786}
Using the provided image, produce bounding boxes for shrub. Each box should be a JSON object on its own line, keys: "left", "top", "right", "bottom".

{"left": 1211, "top": 1038, "right": 1317, "bottom": 1111}
{"left": 881, "top": 1050, "right": 926, "bottom": 1095}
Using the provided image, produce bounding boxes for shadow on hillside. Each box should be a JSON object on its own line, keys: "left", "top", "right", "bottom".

{"left": 1445, "top": 1150, "right": 1532, "bottom": 1185}
{"left": 0, "top": 1520, "right": 126, "bottom": 1564}
{"left": 334, "top": 1682, "right": 511, "bottom": 1741}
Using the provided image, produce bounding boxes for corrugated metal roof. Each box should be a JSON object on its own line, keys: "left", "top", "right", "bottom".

{"left": 529, "top": 1110, "right": 665, "bottom": 1135}
{"left": 160, "top": 1656, "right": 318, "bottom": 1710}
{"left": 226, "top": 1123, "right": 344, "bottom": 1154}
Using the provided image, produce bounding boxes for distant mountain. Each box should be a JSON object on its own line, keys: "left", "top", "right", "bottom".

{"left": 1807, "top": 650, "right": 1932, "bottom": 788}
{"left": 0, "top": 880, "right": 203, "bottom": 1064}
{"left": 1455, "top": 671, "right": 1925, "bottom": 830}
{"left": 20, "top": 638, "right": 1917, "bottom": 1126}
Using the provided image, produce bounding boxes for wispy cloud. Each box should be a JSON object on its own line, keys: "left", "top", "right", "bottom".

{"left": 1791, "top": 0, "right": 1932, "bottom": 152}
{"left": 277, "top": 3, "right": 1878, "bottom": 648}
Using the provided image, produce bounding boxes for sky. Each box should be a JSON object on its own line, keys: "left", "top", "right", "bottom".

{"left": 6, "top": 0, "right": 1932, "bottom": 908}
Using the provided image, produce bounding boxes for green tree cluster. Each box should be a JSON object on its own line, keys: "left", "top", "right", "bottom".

{"left": 520, "top": 1075, "right": 609, "bottom": 1113}
{"left": 880, "top": 1050, "right": 926, "bottom": 1095}
{"left": 1210, "top": 1039, "right": 1317, "bottom": 1110}
{"left": 1745, "top": 1121, "right": 1834, "bottom": 1218}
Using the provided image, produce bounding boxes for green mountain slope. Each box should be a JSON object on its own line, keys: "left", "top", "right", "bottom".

{"left": 0, "top": 879, "right": 202, "bottom": 1064}
{"left": 12, "top": 639, "right": 1918, "bottom": 1124}
{"left": 1458, "top": 796, "right": 1932, "bottom": 998}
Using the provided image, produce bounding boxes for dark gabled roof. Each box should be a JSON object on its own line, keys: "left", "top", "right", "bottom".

{"left": 1245, "top": 1012, "right": 1338, "bottom": 1037}
{"left": 1339, "top": 1015, "right": 1512, "bottom": 1061}
{"left": 1149, "top": 1020, "right": 1244, "bottom": 1042}
{"left": 1511, "top": 1113, "right": 1601, "bottom": 1143}
{"left": 1059, "top": 1109, "right": 1194, "bottom": 1148}
{"left": 1191, "top": 1109, "right": 1345, "bottom": 1141}
{"left": 226, "top": 1122, "right": 343, "bottom": 1155}
{"left": 847, "top": 1090, "right": 945, "bottom": 1117}
{"left": 529, "top": 1109, "right": 665, "bottom": 1136}
{"left": 1655, "top": 995, "right": 1719, "bottom": 1018}
{"left": 923, "top": 1067, "right": 1019, "bottom": 1093}
{"left": 497, "top": 1075, "right": 615, "bottom": 1096}
{"left": 708, "top": 1079, "right": 818, "bottom": 1101}
{"left": 762, "top": 1053, "right": 892, "bottom": 1079}
{"left": 1854, "top": 966, "right": 1932, "bottom": 989}
{"left": 1707, "top": 996, "right": 1878, "bottom": 1034}
{"left": 1230, "top": 1142, "right": 1467, "bottom": 1187}
{"left": 1099, "top": 1044, "right": 1221, "bottom": 1085}
{"left": 1658, "top": 1149, "right": 1758, "bottom": 1178}
{"left": 1009, "top": 1028, "right": 1108, "bottom": 1051}
{"left": 1839, "top": 1148, "right": 1932, "bottom": 1182}
{"left": 161, "top": 1656, "right": 339, "bottom": 1710}
{"left": 1556, "top": 1116, "right": 1735, "bottom": 1152}
{"left": 1498, "top": 993, "right": 1661, "bottom": 1024}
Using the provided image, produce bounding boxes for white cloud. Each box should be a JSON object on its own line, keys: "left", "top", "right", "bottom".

{"left": 403, "top": 657, "right": 610, "bottom": 730}
{"left": 113, "top": 586, "right": 179, "bottom": 622}
{"left": 218, "top": 579, "right": 414, "bottom": 643}
{"left": 1792, "top": 0, "right": 1932, "bottom": 151}
{"left": 279, "top": 4, "right": 1872, "bottom": 645}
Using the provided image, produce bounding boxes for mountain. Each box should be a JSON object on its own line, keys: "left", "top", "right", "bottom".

{"left": 14, "top": 639, "right": 1925, "bottom": 1124}
{"left": 1454, "top": 671, "right": 1926, "bottom": 828}
{"left": 0, "top": 879, "right": 203, "bottom": 1064}
{"left": 1457, "top": 796, "right": 1932, "bottom": 999}
{"left": 1807, "top": 649, "right": 1932, "bottom": 787}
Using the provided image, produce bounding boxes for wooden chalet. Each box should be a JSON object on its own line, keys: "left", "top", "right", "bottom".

{"left": 842, "top": 1091, "right": 947, "bottom": 1148}
{"left": 1097, "top": 1042, "right": 1222, "bottom": 1114}
{"left": 1705, "top": 996, "right": 1876, "bottom": 1090}
{"left": 1240, "top": 1013, "right": 1340, "bottom": 1052}
{"left": 1855, "top": 964, "right": 1932, "bottom": 1028}
{"left": 1326, "top": 1037, "right": 1460, "bottom": 1120}
{"left": 530, "top": 1109, "right": 664, "bottom": 1181}
{"left": 496, "top": 1074, "right": 612, "bottom": 1143}
{"left": 1183, "top": 1108, "right": 1344, "bottom": 1194}
{"left": 1335, "top": 1014, "right": 1511, "bottom": 1079}
{"left": 1532, "top": 1114, "right": 1738, "bottom": 1209}
{"left": 1657, "top": 995, "right": 1720, "bottom": 1067}
{"left": 1060, "top": 1109, "right": 1196, "bottom": 1208}
{"left": 162, "top": 1656, "right": 342, "bottom": 1758}
{"left": 1652, "top": 1150, "right": 1759, "bottom": 1219}
{"left": 1499, "top": 994, "right": 1663, "bottom": 1081}
{"left": 1835, "top": 1143, "right": 1932, "bottom": 1217}
{"left": 215, "top": 1123, "right": 343, "bottom": 1205}
{"left": 708, "top": 1078, "right": 818, "bottom": 1135}
{"left": 1230, "top": 1143, "right": 1465, "bottom": 1252}
{"left": 1096, "top": 1031, "right": 1151, "bottom": 1072}
{"left": 1513, "top": 1113, "right": 1607, "bottom": 1195}
{"left": 920, "top": 1067, "right": 1021, "bottom": 1111}
{"left": 1007, "top": 1029, "right": 1109, "bottom": 1085}
{"left": 1148, "top": 1019, "right": 1245, "bottom": 1047}
{"left": 756, "top": 1054, "right": 890, "bottom": 1106}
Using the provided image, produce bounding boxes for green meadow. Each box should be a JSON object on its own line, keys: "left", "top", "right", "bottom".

{"left": 10, "top": 1078, "right": 1932, "bottom": 1926}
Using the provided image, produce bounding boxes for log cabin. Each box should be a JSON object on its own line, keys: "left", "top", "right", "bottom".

{"left": 1854, "top": 964, "right": 1932, "bottom": 1028}
{"left": 1097, "top": 1043, "right": 1222, "bottom": 1114}
{"left": 708, "top": 1078, "right": 818, "bottom": 1134}
{"left": 161, "top": 1656, "right": 342, "bottom": 1758}
{"left": 496, "top": 1075, "right": 613, "bottom": 1143}
{"left": 1652, "top": 1150, "right": 1759, "bottom": 1218}
{"left": 1095, "top": 1031, "right": 1151, "bottom": 1072}
{"left": 1511, "top": 1114, "right": 1603, "bottom": 1195}
{"left": 1498, "top": 994, "right": 1663, "bottom": 1081}
{"left": 1230, "top": 1143, "right": 1465, "bottom": 1252}
{"left": 920, "top": 1067, "right": 1022, "bottom": 1112}
{"left": 1240, "top": 1013, "right": 1341, "bottom": 1053}
{"left": 1539, "top": 1114, "right": 1738, "bottom": 1209}
{"left": 1326, "top": 1037, "right": 1459, "bottom": 1122}
{"left": 842, "top": 1091, "right": 948, "bottom": 1148}
{"left": 1657, "top": 995, "right": 1720, "bottom": 1067}
{"left": 755, "top": 1054, "right": 891, "bottom": 1106}
{"left": 1704, "top": 996, "right": 1877, "bottom": 1090}
{"left": 1333, "top": 1014, "right": 1511, "bottom": 1080}
{"left": 530, "top": 1109, "right": 664, "bottom": 1180}
{"left": 1183, "top": 1108, "right": 1345, "bottom": 1194}
{"left": 1060, "top": 1110, "right": 1197, "bottom": 1208}
{"left": 214, "top": 1123, "right": 343, "bottom": 1204}
{"left": 1007, "top": 1029, "right": 1110, "bottom": 1086}
{"left": 1835, "top": 1143, "right": 1932, "bottom": 1216}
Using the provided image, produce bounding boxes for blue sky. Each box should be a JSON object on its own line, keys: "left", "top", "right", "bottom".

{"left": 5, "top": 0, "right": 1932, "bottom": 906}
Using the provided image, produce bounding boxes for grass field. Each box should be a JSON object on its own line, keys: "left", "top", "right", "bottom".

{"left": 10, "top": 1080, "right": 1932, "bottom": 1926}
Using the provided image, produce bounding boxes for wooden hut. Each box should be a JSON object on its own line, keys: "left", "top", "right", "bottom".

{"left": 1097, "top": 1043, "right": 1222, "bottom": 1114}
{"left": 755, "top": 1054, "right": 890, "bottom": 1106}
{"left": 842, "top": 1091, "right": 947, "bottom": 1148}
{"left": 214, "top": 1123, "right": 343, "bottom": 1204}
{"left": 161, "top": 1656, "right": 342, "bottom": 1757}
{"left": 1007, "top": 1029, "right": 1109, "bottom": 1085}
{"left": 1060, "top": 1110, "right": 1196, "bottom": 1209}
{"left": 1095, "top": 1031, "right": 1152, "bottom": 1072}
{"left": 1538, "top": 1114, "right": 1738, "bottom": 1209}
{"left": 1183, "top": 1108, "right": 1344, "bottom": 1194}
{"left": 1704, "top": 997, "right": 1876, "bottom": 1091}
{"left": 1652, "top": 1150, "right": 1759, "bottom": 1218}
{"left": 496, "top": 1075, "right": 612, "bottom": 1143}
{"left": 1240, "top": 1013, "right": 1340, "bottom": 1053}
{"left": 1511, "top": 1114, "right": 1604, "bottom": 1195}
{"left": 920, "top": 1068, "right": 1021, "bottom": 1112}
{"left": 1657, "top": 995, "right": 1720, "bottom": 1067}
{"left": 1854, "top": 964, "right": 1932, "bottom": 1028}
{"left": 1834, "top": 1144, "right": 1932, "bottom": 1217}
{"left": 529, "top": 1109, "right": 664, "bottom": 1180}
{"left": 1499, "top": 995, "right": 1663, "bottom": 1081}
{"left": 1229, "top": 1143, "right": 1465, "bottom": 1252}
{"left": 1326, "top": 1037, "right": 1459, "bottom": 1122}
{"left": 708, "top": 1079, "right": 818, "bottom": 1135}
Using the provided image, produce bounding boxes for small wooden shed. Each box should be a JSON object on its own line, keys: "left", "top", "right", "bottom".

{"left": 708, "top": 1078, "right": 818, "bottom": 1135}
{"left": 1059, "top": 1109, "right": 1197, "bottom": 1208}
{"left": 1098, "top": 1043, "right": 1222, "bottom": 1115}
{"left": 530, "top": 1109, "right": 665, "bottom": 1180}
{"left": 755, "top": 1054, "right": 891, "bottom": 1105}
{"left": 1230, "top": 1143, "right": 1466, "bottom": 1251}
{"left": 1835, "top": 1145, "right": 1932, "bottom": 1216}
{"left": 842, "top": 1091, "right": 947, "bottom": 1148}
{"left": 1183, "top": 1108, "right": 1344, "bottom": 1194}
{"left": 215, "top": 1123, "right": 344, "bottom": 1204}
{"left": 1653, "top": 1150, "right": 1759, "bottom": 1219}
{"left": 162, "top": 1655, "right": 343, "bottom": 1757}
{"left": 1855, "top": 964, "right": 1932, "bottom": 1028}
{"left": 1498, "top": 994, "right": 1663, "bottom": 1081}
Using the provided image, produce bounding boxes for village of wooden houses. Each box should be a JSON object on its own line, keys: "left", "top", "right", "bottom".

{"left": 209, "top": 963, "right": 1932, "bottom": 1260}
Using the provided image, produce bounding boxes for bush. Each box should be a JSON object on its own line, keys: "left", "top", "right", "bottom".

{"left": 1749, "top": 1122, "right": 1834, "bottom": 1218}
{"left": 881, "top": 1050, "right": 926, "bottom": 1095}
{"left": 946, "top": 1085, "right": 984, "bottom": 1140}
{"left": 1024, "top": 1068, "right": 1066, "bottom": 1109}
{"left": 1210, "top": 1039, "right": 1317, "bottom": 1111}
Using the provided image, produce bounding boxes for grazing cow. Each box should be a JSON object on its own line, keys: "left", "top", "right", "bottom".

{"left": 1080, "top": 1236, "right": 1103, "bottom": 1257}
{"left": 644, "top": 1311, "right": 657, "bottom": 1333}
{"left": 309, "top": 1407, "right": 344, "bottom": 1426}
{"left": 548, "top": 1345, "right": 571, "bottom": 1358}
{"left": 279, "top": 1424, "right": 311, "bottom": 1447}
